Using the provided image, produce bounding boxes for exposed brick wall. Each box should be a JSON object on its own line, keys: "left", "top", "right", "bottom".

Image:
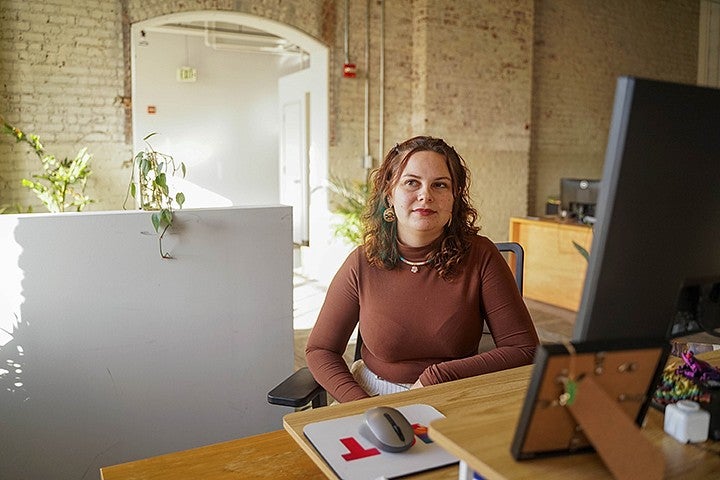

{"left": 0, "top": 0, "right": 130, "bottom": 211}
{"left": 409, "top": 0, "right": 534, "bottom": 238}
{"left": 0, "top": 0, "right": 701, "bottom": 240}
{"left": 327, "top": 0, "right": 382, "bottom": 180}
{"left": 529, "top": 0, "right": 699, "bottom": 216}
{"left": 328, "top": 0, "right": 534, "bottom": 239}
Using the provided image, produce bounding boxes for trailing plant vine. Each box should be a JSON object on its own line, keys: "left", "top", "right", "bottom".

{"left": 124, "top": 133, "right": 186, "bottom": 259}
{"left": 1, "top": 116, "right": 93, "bottom": 213}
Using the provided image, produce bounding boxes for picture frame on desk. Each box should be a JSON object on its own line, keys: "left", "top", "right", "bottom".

{"left": 510, "top": 339, "right": 669, "bottom": 460}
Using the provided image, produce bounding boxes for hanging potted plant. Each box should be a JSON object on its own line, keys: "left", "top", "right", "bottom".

{"left": 124, "top": 133, "right": 186, "bottom": 258}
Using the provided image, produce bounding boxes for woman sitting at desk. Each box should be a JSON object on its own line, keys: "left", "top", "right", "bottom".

{"left": 306, "top": 136, "right": 539, "bottom": 403}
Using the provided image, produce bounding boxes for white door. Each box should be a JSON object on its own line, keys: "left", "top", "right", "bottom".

{"left": 279, "top": 73, "right": 310, "bottom": 246}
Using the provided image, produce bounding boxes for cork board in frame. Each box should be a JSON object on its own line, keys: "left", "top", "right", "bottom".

{"left": 510, "top": 339, "right": 670, "bottom": 460}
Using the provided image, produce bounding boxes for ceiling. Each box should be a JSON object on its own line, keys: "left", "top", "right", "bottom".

{"left": 145, "top": 20, "right": 307, "bottom": 57}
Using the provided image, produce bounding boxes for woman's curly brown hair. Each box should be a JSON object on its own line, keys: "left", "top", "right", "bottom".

{"left": 362, "top": 136, "right": 479, "bottom": 279}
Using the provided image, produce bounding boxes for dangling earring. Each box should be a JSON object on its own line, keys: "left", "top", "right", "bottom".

{"left": 383, "top": 206, "right": 396, "bottom": 222}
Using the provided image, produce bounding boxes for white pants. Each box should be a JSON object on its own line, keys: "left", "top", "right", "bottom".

{"left": 350, "top": 360, "right": 413, "bottom": 397}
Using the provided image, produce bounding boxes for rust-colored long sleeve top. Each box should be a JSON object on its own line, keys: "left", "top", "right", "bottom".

{"left": 305, "top": 235, "right": 539, "bottom": 403}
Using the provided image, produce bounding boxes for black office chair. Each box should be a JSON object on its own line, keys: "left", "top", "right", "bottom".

{"left": 267, "top": 241, "right": 525, "bottom": 409}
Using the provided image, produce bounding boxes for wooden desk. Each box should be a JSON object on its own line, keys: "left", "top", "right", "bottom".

{"left": 100, "top": 429, "right": 326, "bottom": 480}
{"left": 429, "top": 350, "right": 720, "bottom": 480}
{"left": 284, "top": 351, "right": 720, "bottom": 480}
{"left": 282, "top": 365, "right": 532, "bottom": 479}
{"left": 102, "top": 351, "right": 720, "bottom": 479}
{"left": 509, "top": 216, "right": 592, "bottom": 311}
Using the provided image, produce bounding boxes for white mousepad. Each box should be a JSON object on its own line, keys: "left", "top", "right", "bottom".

{"left": 303, "top": 403, "right": 458, "bottom": 480}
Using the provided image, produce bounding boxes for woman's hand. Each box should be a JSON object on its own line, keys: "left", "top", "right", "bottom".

{"left": 410, "top": 379, "right": 424, "bottom": 390}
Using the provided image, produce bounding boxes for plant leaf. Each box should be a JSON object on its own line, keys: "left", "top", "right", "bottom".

{"left": 161, "top": 208, "right": 173, "bottom": 227}
{"left": 572, "top": 241, "right": 590, "bottom": 262}
{"left": 140, "top": 158, "right": 151, "bottom": 176}
{"left": 155, "top": 172, "right": 167, "bottom": 187}
{"left": 151, "top": 212, "right": 162, "bottom": 232}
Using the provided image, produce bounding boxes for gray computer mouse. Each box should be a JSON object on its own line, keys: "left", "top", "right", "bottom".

{"left": 359, "top": 406, "right": 415, "bottom": 453}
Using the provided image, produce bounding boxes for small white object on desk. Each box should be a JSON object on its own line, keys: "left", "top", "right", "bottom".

{"left": 663, "top": 400, "right": 710, "bottom": 443}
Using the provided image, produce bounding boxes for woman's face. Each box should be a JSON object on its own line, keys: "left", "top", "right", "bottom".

{"left": 388, "top": 150, "right": 455, "bottom": 247}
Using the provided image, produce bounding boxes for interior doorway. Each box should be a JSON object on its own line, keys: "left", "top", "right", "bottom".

{"left": 130, "top": 10, "right": 329, "bottom": 248}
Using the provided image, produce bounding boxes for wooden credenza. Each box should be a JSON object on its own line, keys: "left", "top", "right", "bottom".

{"left": 509, "top": 216, "right": 592, "bottom": 311}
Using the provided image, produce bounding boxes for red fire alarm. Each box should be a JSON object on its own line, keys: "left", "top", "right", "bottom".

{"left": 343, "top": 63, "right": 357, "bottom": 78}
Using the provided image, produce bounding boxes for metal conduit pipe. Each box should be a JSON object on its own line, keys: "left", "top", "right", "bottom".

{"left": 364, "top": 0, "right": 371, "bottom": 172}
{"left": 344, "top": 0, "right": 350, "bottom": 65}
{"left": 378, "top": 0, "right": 385, "bottom": 164}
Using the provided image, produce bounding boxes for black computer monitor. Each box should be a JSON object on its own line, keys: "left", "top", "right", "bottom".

{"left": 560, "top": 178, "right": 601, "bottom": 222}
{"left": 572, "top": 77, "right": 720, "bottom": 343}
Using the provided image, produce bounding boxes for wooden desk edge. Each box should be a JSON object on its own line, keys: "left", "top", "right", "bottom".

{"left": 428, "top": 420, "right": 505, "bottom": 480}
{"left": 282, "top": 417, "right": 340, "bottom": 480}
{"left": 509, "top": 216, "right": 593, "bottom": 232}
{"left": 99, "top": 429, "right": 323, "bottom": 480}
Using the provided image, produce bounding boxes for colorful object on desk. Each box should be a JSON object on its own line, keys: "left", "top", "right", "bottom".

{"left": 654, "top": 349, "right": 720, "bottom": 406}
{"left": 679, "top": 350, "right": 720, "bottom": 384}
{"left": 558, "top": 377, "right": 577, "bottom": 406}
{"left": 411, "top": 423, "right": 433, "bottom": 444}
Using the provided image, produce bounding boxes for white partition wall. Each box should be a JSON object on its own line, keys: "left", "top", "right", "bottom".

{"left": 0, "top": 206, "right": 293, "bottom": 479}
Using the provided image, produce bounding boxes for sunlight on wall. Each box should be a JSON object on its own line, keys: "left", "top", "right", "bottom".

{"left": 0, "top": 215, "right": 26, "bottom": 393}
{"left": 132, "top": 135, "right": 234, "bottom": 208}
{"left": 161, "top": 138, "right": 234, "bottom": 208}
{"left": 143, "top": 132, "right": 215, "bottom": 169}
{"left": 172, "top": 177, "right": 233, "bottom": 208}
{"left": 164, "top": 137, "right": 214, "bottom": 168}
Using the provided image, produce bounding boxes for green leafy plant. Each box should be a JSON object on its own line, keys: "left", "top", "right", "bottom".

{"left": 1, "top": 116, "right": 93, "bottom": 213}
{"left": 124, "top": 133, "right": 186, "bottom": 258}
{"left": 327, "top": 176, "right": 368, "bottom": 246}
{"left": 0, "top": 203, "right": 32, "bottom": 214}
{"left": 572, "top": 240, "right": 590, "bottom": 262}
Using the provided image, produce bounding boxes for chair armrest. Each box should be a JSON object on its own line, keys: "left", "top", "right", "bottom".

{"left": 267, "top": 367, "right": 328, "bottom": 408}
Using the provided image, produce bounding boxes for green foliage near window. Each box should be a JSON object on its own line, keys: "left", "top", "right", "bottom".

{"left": 327, "top": 176, "right": 368, "bottom": 246}
{"left": 124, "top": 132, "right": 186, "bottom": 258}
{"left": 1, "top": 116, "right": 93, "bottom": 213}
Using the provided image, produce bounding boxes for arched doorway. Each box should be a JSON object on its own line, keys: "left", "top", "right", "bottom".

{"left": 130, "top": 11, "right": 328, "bottom": 248}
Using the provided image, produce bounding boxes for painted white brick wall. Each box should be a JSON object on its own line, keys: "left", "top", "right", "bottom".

{"left": 0, "top": 0, "right": 130, "bottom": 211}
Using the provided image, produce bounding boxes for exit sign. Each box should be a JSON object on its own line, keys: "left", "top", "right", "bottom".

{"left": 177, "top": 66, "right": 197, "bottom": 82}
